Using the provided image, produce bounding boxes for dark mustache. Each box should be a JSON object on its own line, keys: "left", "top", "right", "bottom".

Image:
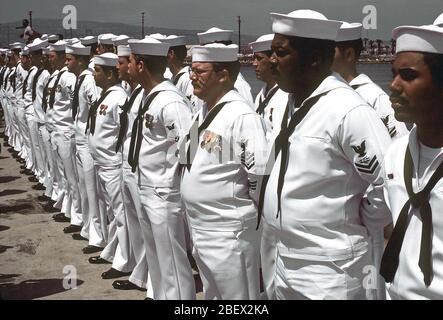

{"left": 390, "top": 94, "right": 408, "bottom": 105}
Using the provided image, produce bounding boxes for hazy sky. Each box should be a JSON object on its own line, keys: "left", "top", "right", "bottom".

{"left": 1, "top": 0, "right": 442, "bottom": 39}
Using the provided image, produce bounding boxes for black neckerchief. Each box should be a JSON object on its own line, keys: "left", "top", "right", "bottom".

{"left": 115, "top": 86, "right": 143, "bottom": 152}
{"left": 256, "top": 93, "right": 324, "bottom": 229}
{"left": 181, "top": 101, "right": 228, "bottom": 172}
{"left": 127, "top": 90, "right": 162, "bottom": 173}
{"left": 173, "top": 71, "right": 186, "bottom": 86}
{"left": 72, "top": 74, "right": 87, "bottom": 120}
{"left": 22, "top": 67, "right": 35, "bottom": 98}
{"left": 0, "top": 67, "right": 6, "bottom": 87}
{"left": 380, "top": 145, "right": 443, "bottom": 287}
{"left": 256, "top": 85, "right": 279, "bottom": 116}
{"left": 31, "top": 68, "right": 45, "bottom": 102}
{"left": 48, "top": 70, "right": 66, "bottom": 109}
{"left": 42, "top": 74, "right": 55, "bottom": 113}
{"left": 85, "top": 89, "right": 115, "bottom": 136}
{"left": 3, "top": 68, "right": 13, "bottom": 89}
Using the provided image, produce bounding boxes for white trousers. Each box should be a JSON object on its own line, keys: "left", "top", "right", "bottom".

{"left": 274, "top": 247, "right": 373, "bottom": 300}
{"left": 26, "top": 114, "right": 45, "bottom": 182}
{"left": 16, "top": 107, "right": 32, "bottom": 169}
{"left": 260, "top": 221, "right": 277, "bottom": 300}
{"left": 190, "top": 220, "right": 261, "bottom": 300}
{"left": 40, "top": 126, "right": 55, "bottom": 198}
{"left": 96, "top": 164, "right": 133, "bottom": 272}
{"left": 76, "top": 143, "right": 107, "bottom": 248}
{"left": 10, "top": 103, "right": 23, "bottom": 153}
{"left": 52, "top": 130, "right": 82, "bottom": 225}
{"left": 138, "top": 185, "right": 195, "bottom": 300}
{"left": 122, "top": 168, "right": 149, "bottom": 288}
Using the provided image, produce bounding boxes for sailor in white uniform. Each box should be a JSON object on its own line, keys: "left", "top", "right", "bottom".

{"left": 249, "top": 34, "right": 288, "bottom": 300}
{"left": 332, "top": 22, "right": 408, "bottom": 141}
{"left": 87, "top": 52, "right": 134, "bottom": 280}
{"left": 112, "top": 36, "right": 132, "bottom": 95}
{"left": 197, "top": 27, "right": 254, "bottom": 106}
{"left": 127, "top": 37, "right": 195, "bottom": 300}
{"left": 180, "top": 43, "right": 268, "bottom": 300}
{"left": 51, "top": 43, "right": 83, "bottom": 231}
{"left": 26, "top": 38, "right": 51, "bottom": 187}
{"left": 10, "top": 43, "right": 31, "bottom": 168}
{"left": 80, "top": 35, "right": 98, "bottom": 73}
{"left": 261, "top": 10, "right": 392, "bottom": 300}
{"left": 44, "top": 41, "right": 69, "bottom": 214}
{"left": 380, "top": 24, "right": 443, "bottom": 300}
{"left": 250, "top": 34, "right": 288, "bottom": 141}
{"left": 38, "top": 45, "right": 56, "bottom": 200}
{"left": 162, "top": 35, "right": 201, "bottom": 115}
{"left": 2, "top": 51, "right": 12, "bottom": 143}
{"left": 112, "top": 44, "right": 153, "bottom": 294}
{"left": 65, "top": 42, "right": 107, "bottom": 253}
{"left": 28, "top": 40, "right": 51, "bottom": 189}
{"left": 0, "top": 49, "right": 12, "bottom": 143}
{"left": 97, "top": 33, "right": 117, "bottom": 54}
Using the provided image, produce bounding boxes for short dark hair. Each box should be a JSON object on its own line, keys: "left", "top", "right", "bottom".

{"left": 423, "top": 52, "right": 443, "bottom": 88}
{"left": 100, "top": 65, "right": 119, "bottom": 80}
{"left": 202, "top": 40, "right": 232, "bottom": 46}
{"left": 75, "top": 54, "right": 90, "bottom": 68}
{"left": 212, "top": 60, "right": 240, "bottom": 84}
{"left": 336, "top": 39, "right": 364, "bottom": 60}
{"left": 170, "top": 45, "right": 187, "bottom": 61}
{"left": 134, "top": 54, "right": 167, "bottom": 75}
{"left": 288, "top": 36, "right": 336, "bottom": 72}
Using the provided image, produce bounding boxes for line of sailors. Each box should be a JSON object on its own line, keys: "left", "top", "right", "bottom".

{"left": 1, "top": 9, "right": 443, "bottom": 300}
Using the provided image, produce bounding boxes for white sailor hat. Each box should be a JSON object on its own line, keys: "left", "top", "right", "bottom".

{"left": 117, "top": 45, "right": 131, "bottom": 57}
{"left": 98, "top": 33, "right": 116, "bottom": 45}
{"left": 249, "top": 34, "right": 274, "bottom": 53}
{"left": 66, "top": 43, "right": 91, "bottom": 56}
{"left": 20, "top": 46, "right": 30, "bottom": 56}
{"left": 434, "top": 13, "right": 443, "bottom": 27}
{"left": 197, "top": 27, "right": 233, "bottom": 45}
{"left": 10, "top": 42, "right": 25, "bottom": 50}
{"left": 93, "top": 52, "right": 118, "bottom": 67}
{"left": 192, "top": 43, "right": 238, "bottom": 62}
{"left": 393, "top": 24, "right": 443, "bottom": 54}
{"left": 336, "top": 22, "right": 363, "bottom": 42}
{"left": 113, "top": 35, "right": 130, "bottom": 46}
{"left": 41, "top": 34, "right": 48, "bottom": 40}
{"left": 49, "top": 40, "right": 67, "bottom": 52}
{"left": 128, "top": 37, "right": 170, "bottom": 56}
{"left": 81, "top": 36, "right": 98, "bottom": 46}
{"left": 28, "top": 38, "right": 49, "bottom": 52}
{"left": 0, "top": 48, "right": 7, "bottom": 55}
{"left": 271, "top": 9, "right": 341, "bottom": 41}
{"left": 42, "top": 46, "right": 50, "bottom": 55}
{"left": 163, "top": 35, "right": 186, "bottom": 47}
{"left": 148, "top": 33, "right": 167, "bottom": 41}
{"left": 48, "top": 34, "right": 60, "bottom": 42}
{"left": 6, "top": 50, "right": 13, "bottom": 57}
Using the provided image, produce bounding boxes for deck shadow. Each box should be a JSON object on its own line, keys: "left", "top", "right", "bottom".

{"left": 0, "top": 278, "right": 84, "bottom": 300}
{"left": 0, "top": 189, "right": 27, "bottom": 197}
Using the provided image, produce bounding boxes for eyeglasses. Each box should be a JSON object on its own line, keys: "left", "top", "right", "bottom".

{"left": 188, "top": 67, "right": 213, "bottom": 79}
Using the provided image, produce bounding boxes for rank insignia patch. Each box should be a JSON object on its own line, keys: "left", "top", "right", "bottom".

{"left": 240, "top": 140, "right": 255, "bottom": 170}
{"left": 99, "top": 104, "right": 108, "bottom": 115}
{"left": 382, "top": 115, "right": 397, "bottom": 138}
{"left": 144, "top": 113, "right": 154, "bottom": 128}
{"left": 352, "top": 140, "right": 379, "bottom": 174}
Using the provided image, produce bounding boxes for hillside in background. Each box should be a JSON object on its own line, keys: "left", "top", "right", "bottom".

{"left": 0, "top": 18, "right": 257, "bottom": 48}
